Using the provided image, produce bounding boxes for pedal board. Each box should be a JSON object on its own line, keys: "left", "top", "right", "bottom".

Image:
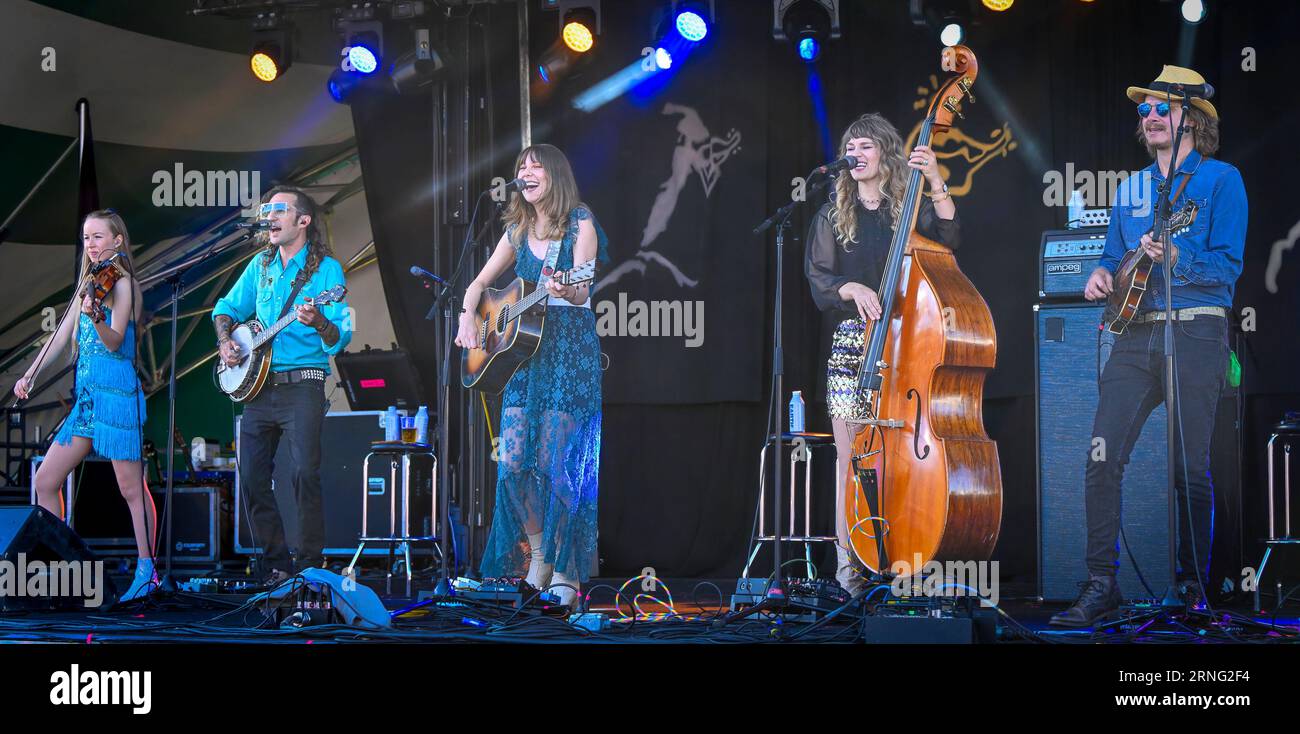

{"left": 729, "top": 577, "right": 857, "bottom": 621}
{"left": 862, "top": 596, "right": 998, "bottom": 644}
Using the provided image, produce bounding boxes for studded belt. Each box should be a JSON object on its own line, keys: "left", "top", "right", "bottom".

{"left": 1134, "top": 306, "right": 1227, "bottom": 323}
{"left": 270, "top": 368, "right": 326, "bottom": 385}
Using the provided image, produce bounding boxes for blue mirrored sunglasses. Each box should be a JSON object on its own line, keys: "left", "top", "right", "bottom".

{"left": 257, "top": 202, "right": 292, "bottom": 219}
{"left": 1137, "top": 102, "right": 1171, "bottom": 118}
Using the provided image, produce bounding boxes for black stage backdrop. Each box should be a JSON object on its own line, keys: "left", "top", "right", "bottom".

{"left": 356, "top": 0, "right": 1299, "bottom": 583}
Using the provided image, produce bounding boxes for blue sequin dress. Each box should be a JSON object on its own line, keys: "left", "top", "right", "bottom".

{"left": 52, "top": 313, "right": 145, "bottom": 462}
{"left": 479, "top": 206, "right": 608, "bottom": 583}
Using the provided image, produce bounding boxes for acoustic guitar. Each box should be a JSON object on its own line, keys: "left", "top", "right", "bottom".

{"left": 215, "top": 284, "right": 348, "bottom": 402}
{"left": 461, "top": 259, "right": 596, "bottom": 394}
{"left": 1102, "top": 200, "right": 1200, "bottom": 334}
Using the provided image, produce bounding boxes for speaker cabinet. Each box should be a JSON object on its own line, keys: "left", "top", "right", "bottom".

{"left": 235, "top": 410, "right": 393, "bottom": 558}
{"left": 1036, "top": 303, "right": 1171, "bottom": 600}
{"left": 1036, "top": 303, "right": 1242, "bottom": 601}
{"left": 0, "top": 506, "right": 117, "bottom": 610}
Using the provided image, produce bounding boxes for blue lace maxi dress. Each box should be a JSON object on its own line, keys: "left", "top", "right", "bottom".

{"left": 52, "top": 312, "right": 145, "bottom": 461}
{"left": 479, "top": 206, "right": 608, "bottom": 583}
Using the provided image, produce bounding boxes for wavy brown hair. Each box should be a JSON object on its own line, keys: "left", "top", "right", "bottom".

{"left": 501, "top": 144, "right": 582, "bottom": 245}
{"left": 829, "top": 113, "right": 908, "bottom": 248}
{"left": 69, "top": 209, "right": 143, "bottom": 365}
{"left": 1136, "top": 103, "right": 1220, "bottom": 159}
{"left": 257, "top": 185, "right": 333, "bottom": 283}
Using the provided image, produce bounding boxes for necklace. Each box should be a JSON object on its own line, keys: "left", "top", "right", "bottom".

{"left": 858, "top": 194, "right": 882, "bottom": 209}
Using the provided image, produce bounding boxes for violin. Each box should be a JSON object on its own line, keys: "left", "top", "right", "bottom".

{"left": 81, "top": 250, "right": 129, "bottom": 323}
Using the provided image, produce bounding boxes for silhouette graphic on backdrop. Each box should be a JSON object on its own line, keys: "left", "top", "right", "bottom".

{"left": 600, "top": 103, "right": 741, "bottom": 291}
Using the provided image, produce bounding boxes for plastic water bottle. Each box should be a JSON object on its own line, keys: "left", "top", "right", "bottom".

{"left": 415, "top": 406, "right": 429, "bottom": 445}
{"left": 385, "top": 405, "right": 399, "bottom": 442}
{"left": 789, "top": 390, "right": 805, "bottom": 434}
{"left": 1067, "top": 189, "right": 1084, "bottom": 229}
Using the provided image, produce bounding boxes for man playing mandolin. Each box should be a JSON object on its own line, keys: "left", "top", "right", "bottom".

{"left": 212, "top": 186, "right": 352, "bottom": 587}
{"left": 1053, "top": 66, "right": 1247, "bottom": 627}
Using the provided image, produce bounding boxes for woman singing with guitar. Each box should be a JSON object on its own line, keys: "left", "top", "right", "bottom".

{"left": 13, "top": 209, "right": 157, "bottom": 602}
{"left": 455, "top": 144, "right": 609, "bottom": 610}
{"left": 804, "top": 113, "right": 959, "bottom": 594}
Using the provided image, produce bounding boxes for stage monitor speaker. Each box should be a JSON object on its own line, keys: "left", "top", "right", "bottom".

{"left": 235, "top": 410, "right": 397, "bottom": 559}
{"left": 1036, "top": 303, "right": 1242, "bottom": 601}
{"left": 1036, "top": 302, "right": 1171, "bottom": 601}
{"left": 0, "top": 506, "right": 117, "bottom": 611}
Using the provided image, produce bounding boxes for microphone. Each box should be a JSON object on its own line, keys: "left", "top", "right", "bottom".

{"left": 1169, "top": 82, "right": 1215, "bottom": 99}
{"left": 503, "top": 177, "right": 528, "bottom": 193}
{"left": 812, "top": 155, "right": 859, "bottom": 177}
{"left": 410, "top": 265, "right": 448, "bottom": 286}
{"left": 234, "top": 220, "right": 274, "bottom": 230}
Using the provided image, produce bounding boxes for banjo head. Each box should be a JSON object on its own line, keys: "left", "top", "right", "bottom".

{"left": 216, "top": 321, "right": 260, "bottom": 392}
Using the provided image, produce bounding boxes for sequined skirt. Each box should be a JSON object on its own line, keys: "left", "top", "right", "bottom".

{"left": 826, "top": 318, "right": 871, "bottom": 422}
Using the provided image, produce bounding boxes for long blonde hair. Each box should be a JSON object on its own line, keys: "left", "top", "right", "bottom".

{"left": 68, "top": 209, "right": 143, "bottom": 365}
{"left": 829, "top": 113, "right": 908, "bottom": 247}
{"left": 501, "top": 144, "right": 582, "bottom": 245}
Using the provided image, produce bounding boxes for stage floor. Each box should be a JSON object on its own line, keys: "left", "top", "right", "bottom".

{"left": 2, "top": 574, "right": 1296, "bottom": 645}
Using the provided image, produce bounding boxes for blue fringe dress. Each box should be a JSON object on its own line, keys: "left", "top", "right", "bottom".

{"left": 479, "top": 206, "right": 608, "bottom": 583}
{"left": 52, "top": 313, "right": 145, "bottom": 462}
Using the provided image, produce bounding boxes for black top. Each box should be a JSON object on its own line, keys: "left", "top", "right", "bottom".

{"left": 803, "top": 196, "right": 961, "bottom": 402}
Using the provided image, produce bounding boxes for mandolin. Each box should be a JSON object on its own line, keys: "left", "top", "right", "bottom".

{"left": 460, "top": 259, "right": 596, "bottom": 394}
{"left": 1102, "top": 199, "right": 1200, "bottom": 334}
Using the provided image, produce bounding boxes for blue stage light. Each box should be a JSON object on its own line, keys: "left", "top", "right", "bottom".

{"left": 675, "top": 11, "right": 708, "bottom": 41}
{"left": 798, "top": 37, "right": 819, "bottom": 62}
{"left": 655, "top": 47, "right": 672, "bottom": 69}
{"left": 348, "top": 44, "right": 379, "bottom": 74}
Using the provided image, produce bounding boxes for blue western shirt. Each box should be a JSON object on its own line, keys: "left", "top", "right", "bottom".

{"left": 212, "top": 244, "right": 352, "bottom": 373}
{"left": 1099, "top": 149, "right": 1247, "bottom": 310}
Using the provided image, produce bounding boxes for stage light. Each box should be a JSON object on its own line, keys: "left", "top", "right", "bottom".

{"left": 940, "top": 22, "right": 964, "bottom": 46}
{"left": 982, "top": 0, "right": 1013, "bottom": 10}
{"left": 550, "top": 2, "right": 601, "bottom": 54}
{"left": 1181, "top": 0, "right": 1206, "bottom": 23}
{"left": 798, "top": 37, "right": 819, "bottom": 62}
{"left": 655, "top": 47, "right": 673, "bottom": 69}
{"left": 774, "top": 1, "right": 839, "bottom": 62}
{"left": 349, "top": 44, "right": 379, "bottom": 74}
{"left": 327, "top": 67, "right": 360, "bottom": 103}
{"left": 337, "top": 11, "right": 384, "bottom": 76}
{"left": 671, "top": 1, "right": 715, "bottom": 42}
{"left": 676, "top": 11, "right": 708, "bottom": 41}
{"left": 250, "top": 46, "right": 283, "bottom": 82}
{"left": 389, "top": 29, "right": 446, "bottom": 95}
{"left": 249, "top": 20, "right": 292, "bottom": 83}
{"left": 562, "top": 6, "right": 598, "bottom": 52}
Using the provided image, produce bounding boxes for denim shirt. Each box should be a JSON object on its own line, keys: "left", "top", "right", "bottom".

{"left": 212, "top": 244, "right": 352, "bottom": 373}
{"left": 1099, "top": 150, "right": 1247, "bottom": 310}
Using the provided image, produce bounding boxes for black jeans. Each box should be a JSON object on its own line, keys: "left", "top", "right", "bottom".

{"left": 1084, "top": 315, "right": 1228, "bottom": 582}
{"left": 238, "top": 380, "right": 328, "bottom": 572}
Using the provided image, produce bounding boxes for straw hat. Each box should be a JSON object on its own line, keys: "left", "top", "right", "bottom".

{"left": 1127, "top": 65, "right": 1218, "bottom": 120}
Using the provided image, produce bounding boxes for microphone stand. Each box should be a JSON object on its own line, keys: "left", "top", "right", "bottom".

{"left": 716, "top": 175, "right": 832, "bottom": 631}
{"left": 425, "top": 189, "right": 498, "bottom": 594}
{"left": 144, "top": 228, "right": 254, "bottom": 587}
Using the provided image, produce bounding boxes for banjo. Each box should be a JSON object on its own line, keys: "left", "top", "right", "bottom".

{"left": 215, "top": 284, "right": 347, "bottom": 402}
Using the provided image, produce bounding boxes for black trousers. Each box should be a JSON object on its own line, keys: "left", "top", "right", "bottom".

{"left": 1084, "top": 315, "right": 1228, "bottom": 582}
{"left": 238, "top": 380, "right": 328, "bottom": 572}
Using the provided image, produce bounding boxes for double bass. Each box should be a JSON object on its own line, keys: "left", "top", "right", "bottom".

{"left": 844, "top": 46, "right": 1002, "bottom": 576}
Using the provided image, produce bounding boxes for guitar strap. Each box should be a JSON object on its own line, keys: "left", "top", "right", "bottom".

{"left": 277, "top": 271, "right": 309, "bottom": 321}
{"left": 539, "top": 235, "right": 563, "bottom": 285}
{"left": 1165, "top": 173, "right": 1193, "bottom": 221}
